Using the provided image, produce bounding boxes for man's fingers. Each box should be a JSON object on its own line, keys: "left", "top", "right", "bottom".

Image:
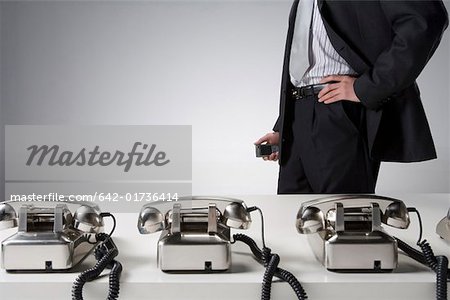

{"left": 256, "top": 132, "right": 280, "bottom": 145}
{"left": 256, "top": 132, "right": 280, "bottom": 161}
{"left": 254, "top": 134, "right": 270, "bottom": 145}
{"left": 268, "top": 152, "right": 277, "bottom": 161}
{"left": 318, "top": 83, "right": 340, "bottom": 98}
{"left": 271, "top": 152, "right": 279, "bottom": 161}
{"left": 261, "top": 151, "right": 279, "bottom": 161}
{"left": 319, "top": 91, "right": 340, "bottom": 102}
{"left": 317, "top": 75, "right": 358, "bottom": 104}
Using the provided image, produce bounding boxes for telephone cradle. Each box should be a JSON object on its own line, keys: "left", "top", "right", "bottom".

{"left": 296, "top": 195, "right": 411, "bottom": 272}
{"left": 0, "top": 201, "right": 104, "bottom": 271}
{"left": 436, "top": 208, "right": 450, "bottom": 242}
{"left": 138, "top": 196, "right": 251, "bottom": 272}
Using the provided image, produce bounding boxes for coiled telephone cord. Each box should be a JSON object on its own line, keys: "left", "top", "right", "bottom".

{"left": 418, "top": 240, "right": 449, "bottom": 300}
{"left": 395, "top": 208, "right": 449, "bottom": 300}
{"left": 233, "top": 233, "right": 308, "bottom": 300}
{"left": 397, "top": 238, "right": 448, "bottom": 300}
{"left": 72, "top": 213, "right": 122, "bottom": 300}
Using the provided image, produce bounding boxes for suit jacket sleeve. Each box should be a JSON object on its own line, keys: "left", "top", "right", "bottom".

{"left": 353, "top": 0, "right": 449, "bottom": 110}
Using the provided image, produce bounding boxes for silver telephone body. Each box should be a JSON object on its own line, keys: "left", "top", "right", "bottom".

{"left": 436, "top": 208, "right": 450, "bottom": 242}
{"left": 296, "top": 195, "right": 410, "bottom": 272}
{"left": 0, "top": 200, "right": 104, "bottom": 271}
{"left": 138, "top": 196, "right": 251, "bottom": 272}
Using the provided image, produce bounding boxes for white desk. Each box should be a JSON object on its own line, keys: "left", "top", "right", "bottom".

{"left": 1, "top": 194, "right": 449, "bottom": 300}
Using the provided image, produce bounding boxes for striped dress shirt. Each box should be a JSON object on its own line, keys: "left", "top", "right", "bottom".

{"left": 290, "top": 0, "right": 357, "bottom": 87}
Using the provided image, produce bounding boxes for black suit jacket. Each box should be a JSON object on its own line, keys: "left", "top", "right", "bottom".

{"left": 274, "top": 0, "right": 448, "bottom": 164}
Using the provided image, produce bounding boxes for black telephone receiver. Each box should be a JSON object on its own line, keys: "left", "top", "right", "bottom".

{"left": 437, "top": 208, "right": 450, "bottom": 242}
{"left": 137, "top": 196, "right": 252, "bottom": 272}
{"left": 0, "top": 200, "right": 104, "bottom": 271}
{"left": 296, "top": 194, "right": 410, "bottom": 272}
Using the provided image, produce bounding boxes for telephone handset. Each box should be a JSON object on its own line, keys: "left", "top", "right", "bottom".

{"left": 296, "top": 194, "right": 410, "bottom": 272}
{"left": 138, "top": 196, "right": 251, "bottom": 272}
{"left": 0, "top": 200, "right": 104, "bottom": 271}
{"left": 436, "top": 208, "right": 450, "bottom": 242}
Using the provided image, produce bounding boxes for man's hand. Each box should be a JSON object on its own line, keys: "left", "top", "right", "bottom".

{"left": 318, "top": 75, "right": 361, "bottom": 104}
{"left": 255, "top": 132, "right": 280, "bottom": 161}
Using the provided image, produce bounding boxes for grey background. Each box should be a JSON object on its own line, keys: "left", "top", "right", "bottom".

{"left": 0, "top": 0, "right": 449, "bottom": 197}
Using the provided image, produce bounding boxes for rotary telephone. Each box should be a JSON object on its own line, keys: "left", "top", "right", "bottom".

{"left": 137, "top": 196, "right": 308, "bottom": 300}
{"left": 0, "top": 199, "right": 122, "bottom": 300}
{"left": 0, "top": 200, "right": 105, "bottom": 271}
{"left": 296, "top": 194, "right": 410, "bottom": 272}
{"left": 137, "top": 196, "right": 251, "bottom": 272}
{"left": 437, "top": 207, "right": 450, "bottom": 242}
{"left": 296, "top": 194, "right": 449, "bottom": 300}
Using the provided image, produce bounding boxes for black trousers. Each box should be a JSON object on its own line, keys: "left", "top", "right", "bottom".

{"left": 278, "top": 94, "right": 380, "bottom": 194}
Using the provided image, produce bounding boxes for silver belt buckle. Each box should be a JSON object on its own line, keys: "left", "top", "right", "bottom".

{"left": 292, "top": 88, "right": 304, "bottom": 100}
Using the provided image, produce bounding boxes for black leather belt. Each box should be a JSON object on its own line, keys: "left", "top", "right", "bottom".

{"left": 291, "top": 81, "right": 337, "bottom": 100}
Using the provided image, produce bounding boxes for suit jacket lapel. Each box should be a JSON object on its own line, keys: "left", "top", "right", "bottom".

{"left": 289, "top": 0, "right": 300, "bottom": 28}
{"left": 285, "top": 0, "right": 300, "bottom": 78}
{"left": 318, "top": 0, "right": 324, "bottom": 10}
{"left": 290, "top": 0, "right": 368, "bottom": 74}
{"left": 317, "top": 0, "right": 369, "bottom": 73}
